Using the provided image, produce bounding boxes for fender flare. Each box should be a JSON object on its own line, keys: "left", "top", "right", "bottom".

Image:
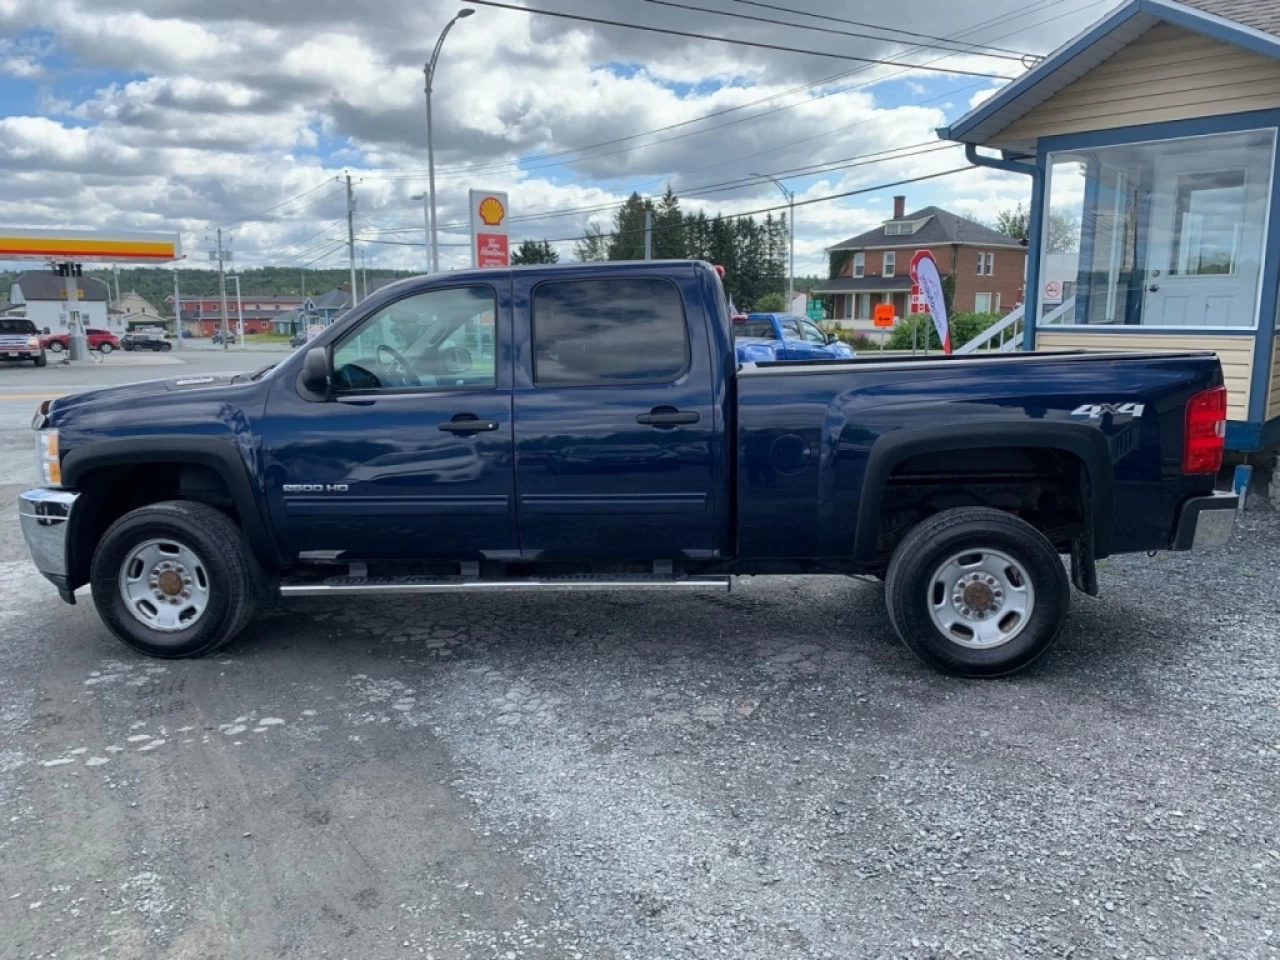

{"left": 852, "top": 420, "right": 1114, "bottom": 563}
{"left": 61, "top": 436, "right": 280, "bottom": 571}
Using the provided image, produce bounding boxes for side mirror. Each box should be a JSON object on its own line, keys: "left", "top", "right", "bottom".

{"left": 300, "top": 346, "right": 330, "bottom": 397}
{"left": 826, "top": 333, "right": 837, "bottom": 344}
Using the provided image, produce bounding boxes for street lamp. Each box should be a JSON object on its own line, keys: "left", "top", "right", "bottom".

{"left": 410, "top": 193, "right": 431, "bottom": 273}
{"left": 752, "top": 172, "right": 795, "bottom": 309}
{"left": 424, "top": 8, "right": 474, "bottom": 274}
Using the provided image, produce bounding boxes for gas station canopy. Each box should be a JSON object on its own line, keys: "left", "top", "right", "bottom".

{"left": 0, "top": 228, "right": 182, "bottom": 263}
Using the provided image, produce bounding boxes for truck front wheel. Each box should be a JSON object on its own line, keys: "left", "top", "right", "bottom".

{"left": 90, "top": 501, "right": 262, "bottom": 659}
{"left": 884, "top": 507, "right": 1069, "bottom": 677}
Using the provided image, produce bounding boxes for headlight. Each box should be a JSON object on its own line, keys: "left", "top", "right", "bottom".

{"left": 27, "top": 336, "right": 40, "bottom": 348}
{"left": 35, "top": 428, "right": 61, "bottom": 487}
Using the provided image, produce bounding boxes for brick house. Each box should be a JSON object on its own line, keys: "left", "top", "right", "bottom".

{"left": 817, "top": 196, "right": 1027, "bottom": 329}
{"left": 165, "top": 294, "right": 304, "bottom": 337}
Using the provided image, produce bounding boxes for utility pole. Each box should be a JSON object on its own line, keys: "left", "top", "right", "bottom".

{"left": 111, "top": 264, "right": 121, "bottom": 312}
{"left": 172, "top": 267, "right": 183, "bottom": 350}
{"left": 644, "top": 209, "right": 653, "bottom": 261}
{"left": 346, "top": 172, "right": 360, "bottom": 307}
{"left": 214, "top": 227, "right": 231, "bottom": 351}
{"left": 752, "top": 172, "right": 796, "bottom": 308}
{"left": 362, "top": 249, "right": 369, "bottom": 300}
{"left": 231, "top": 273, "right": 245, "bottom": 349}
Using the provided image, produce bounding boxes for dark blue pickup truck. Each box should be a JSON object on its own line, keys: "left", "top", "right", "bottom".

{"left": 19, "top": 260, "right": 1237, "bottom": 676}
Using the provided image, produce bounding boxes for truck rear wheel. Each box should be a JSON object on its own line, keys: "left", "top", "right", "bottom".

{"left": 90, "top": 501, "right": 262, "bottom": 659}
{"left": 885, "top": 507, "right": 1069, "bottom": 677}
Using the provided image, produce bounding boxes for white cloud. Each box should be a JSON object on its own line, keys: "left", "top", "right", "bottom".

{"left": 0, "top": 0, "right": 1094, "bottom": 274}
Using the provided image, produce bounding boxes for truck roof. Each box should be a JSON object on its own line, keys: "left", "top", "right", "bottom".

{"left": 376, "top": 259, "right": 713, "bottom": 293}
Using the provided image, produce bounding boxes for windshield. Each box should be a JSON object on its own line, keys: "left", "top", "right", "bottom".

{"left": 0, "top": 318, "right": 36, "bottom": 335}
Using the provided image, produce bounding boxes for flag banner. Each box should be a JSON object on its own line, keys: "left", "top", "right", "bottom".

{"left": 910, "top": 250, "right": 950, "bottom": 354}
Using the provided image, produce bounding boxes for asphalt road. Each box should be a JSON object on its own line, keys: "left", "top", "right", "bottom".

{"left": 0, "top": 361, "right": 1277, "bottom": 959}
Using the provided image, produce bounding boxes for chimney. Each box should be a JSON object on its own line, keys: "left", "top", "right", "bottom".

{"left": 893, "top": 195, "right": 906, "bottom": 219}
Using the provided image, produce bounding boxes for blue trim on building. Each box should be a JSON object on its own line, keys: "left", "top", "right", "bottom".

{"left": 939, "top": 0, "right": 1280, "bottom": 145}
{"left": 1224, "top": 417, "right": 1280, "bottom": 452}
{"left": 1245, "top": 134, "right": 1280, "bottom": 424}
{"left": 1035, "top": 326, "right": 1258, "bottom": 336}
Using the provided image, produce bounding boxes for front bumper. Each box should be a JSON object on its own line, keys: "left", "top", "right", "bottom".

{"left": 1171, "top": 492, "right": 1238, "bottom": 551}
{"left": 18, "top": 488, "right": 79, "bottom": 602}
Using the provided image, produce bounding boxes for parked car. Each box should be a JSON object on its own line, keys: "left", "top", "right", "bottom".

{"left": 732, "top": 312, "right": 854, "bottom": 361}
{"left": 17, "top": 260, "right": 1236, "bottom": 678}
{"left": 210, "top": 330, "right": 237, "bottom": 345}
{"left": 42, "top": 328, "right": 120, "bottom": 354}
{"left": 289, "top": 331, "right": 309, "bottom": 348}
{"left": 0, "top": 317, "right": 46, "bottom": 367}
{"left": 120, "top": 332, "right": 172, "bottom": 352}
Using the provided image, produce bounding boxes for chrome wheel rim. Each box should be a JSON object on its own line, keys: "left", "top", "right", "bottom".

{"left": 118, "top": 538, "right": 211, "bottom": 633}
{"left": 927, "top": 548, "right": 1035, "bottom": 649}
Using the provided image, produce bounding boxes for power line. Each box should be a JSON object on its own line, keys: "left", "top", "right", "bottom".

{"left": 370, "top": 142, "right": 958, "bottom": 237}
{"left": 377, "top": 0, "right": 1098, "bottom": 186}
{"left": 215, "top": 178, "right": 342, "bottom": 228}
{"left": 465, "top": 0, "right": 1013, "bottom": 79}
{"left": 532, "top": 166, "right": 977, "bottom": 247}
{"left": 639, "top": 0, "right": 1030, "bottom": 62}
{"left": 731, "top": 0, "right": 1038, "bottom": 59}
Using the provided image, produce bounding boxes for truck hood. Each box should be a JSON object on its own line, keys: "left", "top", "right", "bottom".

{"left": 50, "top": 371, "right": 261, "bottom": 414}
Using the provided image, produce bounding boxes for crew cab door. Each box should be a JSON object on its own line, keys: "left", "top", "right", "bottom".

{"left": 512, "top": 267, "right": 721, "bottom": 560}
{"left": 262, "top": 280, "right": 517, "bottom": 561}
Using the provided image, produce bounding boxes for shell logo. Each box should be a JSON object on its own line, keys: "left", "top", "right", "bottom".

{"left": 478, "top": 196, "right": 505, "bottom": 226}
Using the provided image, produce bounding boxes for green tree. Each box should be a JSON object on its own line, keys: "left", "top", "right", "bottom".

{"left": 608, "top": 192, "right": 655, "bottom": 261}
{"left": 754, "top": 291, "right": 788, "bottom": 312}
{"left": 573, "top": 222, "right": 609, "bottom": 262}
{"left": 511, "top": 239, "right": 559, "bottom": 265}
{"left": 992, "top": 203, "right": 1080, "bottom": 253}
{"left": 652, "top": 185, "right": 686, "bottom": 260}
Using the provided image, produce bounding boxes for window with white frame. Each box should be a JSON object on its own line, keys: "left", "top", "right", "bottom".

{"left": 977, "top": 251, "right": 995, "bottom": 275}
{"left": 986, "top": 252, "right": 995, "bottom": 275}
{"left": 857, "top": 293, "right": 872, "bottom": 318}
{"left": 853, "top": 252, "right": 864, "bottom": 278}
{"left": 883, "top": 251, "right": 896, "bottom": 277}
{"left": 974, "top": 292, "right": 992, "bottom": 313}
{"left": 1041, "top": 126, "right": 1275, "bottom": 329}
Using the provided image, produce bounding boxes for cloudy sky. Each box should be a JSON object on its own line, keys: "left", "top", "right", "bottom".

{"left": 0, "top": 0, "right": 1120, "bottom": 277}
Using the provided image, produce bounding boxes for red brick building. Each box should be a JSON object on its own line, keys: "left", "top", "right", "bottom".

{"left": 817, "top": 196, "right": 1026, "bottom": 329}
{"left": 165, "top": 294, "right": 304, "bottom": 337}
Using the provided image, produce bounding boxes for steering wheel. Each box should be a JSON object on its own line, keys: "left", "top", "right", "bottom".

{"left": 375, "top": 343, "right": 420, "bottom": 387}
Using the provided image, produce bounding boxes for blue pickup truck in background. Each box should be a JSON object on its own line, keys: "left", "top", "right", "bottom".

{"left": 19, "top": 260, "right": 1237, "bottom": 677}
{"left": 732, "top": 312, "right": 855, "bottom": 362}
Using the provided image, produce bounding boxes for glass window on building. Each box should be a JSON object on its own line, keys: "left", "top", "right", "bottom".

{"left": 1041, "top": 127, "right": 1275, "bottom": 329}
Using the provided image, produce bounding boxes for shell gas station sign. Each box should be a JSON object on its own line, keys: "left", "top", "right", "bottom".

{"left": 0, "top": 228, "right": 182, "bottom": 263}
{"left": 469, "top": 190, "right": 510, "bottom": 268}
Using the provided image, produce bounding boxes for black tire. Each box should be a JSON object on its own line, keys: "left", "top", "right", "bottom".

{"left": 160, "top": 342, "right": 172, "bottom": 351}
{"left": 90, "top": 501, "right": 264, "bottom": 659}
{"left": 884, "top": 507, "right": 1069, "bottom": 678}
{"left": 122, "top": 342, "right": 134, "bottom": 351}
{"left": 33, "top": 352, "right": 47, "bottom": 368}
{"left": 49, "top": 340, "right": 63, "bottom": 353}
{"left": 99, "top": 342, "right": 113, "bottom": 355}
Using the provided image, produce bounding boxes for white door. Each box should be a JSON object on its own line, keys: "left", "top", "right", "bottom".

{"left": 1144, "top": 141, "right": 1273, "bottom": 327}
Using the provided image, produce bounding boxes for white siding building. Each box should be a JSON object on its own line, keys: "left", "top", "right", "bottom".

{"left": 8, "top": 272, "right": 111, "bottom": 333}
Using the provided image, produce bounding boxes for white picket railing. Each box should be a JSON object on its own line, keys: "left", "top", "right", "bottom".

{"left": 954, "top": 297, "right": 1078, "bottom": 355}
{"left": 955, "top": 303, "right": 1025, "bottom": 354}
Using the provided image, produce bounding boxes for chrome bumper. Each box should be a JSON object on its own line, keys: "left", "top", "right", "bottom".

{"left": 18, "top": 488, "right": 79, "bottom": 601}
{"left": 1171, "top": 492, "right": 1237, "bottom": 551}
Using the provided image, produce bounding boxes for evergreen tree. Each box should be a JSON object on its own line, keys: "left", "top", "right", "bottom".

{"left": 511, "top": 239, "right": 559, "bottom": 264}
{"left": 607, "top": 192, "right": 655, "bottom": 261}
{"left": 573, "top": 222, "right": 609, "bottom": 262}
{"left": 652, "top": 185, "right": 686, "bottom": 260}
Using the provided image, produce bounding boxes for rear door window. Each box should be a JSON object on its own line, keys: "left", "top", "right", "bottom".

{"left": 733, "top": 319, "right": 775, "bottom": 338}
{"left": 532, "top": 277, "right": 689, "bottom": 385}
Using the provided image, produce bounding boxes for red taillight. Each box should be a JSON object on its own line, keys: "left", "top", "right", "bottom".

{"left": 1183, "top": 385, "right": 1227, "bottom": 474}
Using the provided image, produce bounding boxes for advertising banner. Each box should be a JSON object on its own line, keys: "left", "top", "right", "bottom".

{"left": 910, "top": 250, "right": 950, "bottom": 354}
{"left": 470, "top": 190, "right": 510, "bottom": 269}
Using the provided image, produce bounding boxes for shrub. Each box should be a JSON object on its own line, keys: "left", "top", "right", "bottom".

{"left": 752, "top": 291, "right": 788, "bottom": 312}
{"left": 886, "top": 311, "right": 1003, "bottom": 350}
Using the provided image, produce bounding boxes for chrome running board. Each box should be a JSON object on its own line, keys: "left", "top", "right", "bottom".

{"left": 278, "top": 573, "right": 731, "bottom": 598}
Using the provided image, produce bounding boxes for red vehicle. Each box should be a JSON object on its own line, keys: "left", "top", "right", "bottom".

{"left": 42, "top": 328, "right": 121, "bottom": 354}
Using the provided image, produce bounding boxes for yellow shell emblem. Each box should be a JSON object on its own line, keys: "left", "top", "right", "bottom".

{"left": 478, "top": 196, "right": 505, "bottom": 226}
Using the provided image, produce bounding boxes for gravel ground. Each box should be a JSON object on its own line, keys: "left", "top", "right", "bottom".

{"left": 0, "top": 496, "right": 1277, "bottom": 959}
